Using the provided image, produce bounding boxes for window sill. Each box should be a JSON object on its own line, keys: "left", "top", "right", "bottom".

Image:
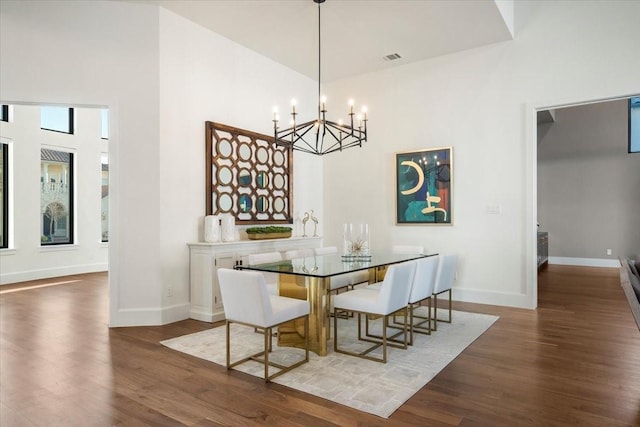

{"left": 0, "top": 248, "right": 16, "bottom": 256}
{"left": 39, "top": 244, "right": 79, "bottom": 253}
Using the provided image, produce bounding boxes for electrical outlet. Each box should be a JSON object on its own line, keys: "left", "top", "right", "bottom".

{"left": 486, "top": 204, "right": 502, "bottom": 214}
{"left": 606, "top": 249, "right": 612, "bottom": 256}
{"left": 167, "top": 286, "right": 173, "bottom": 297}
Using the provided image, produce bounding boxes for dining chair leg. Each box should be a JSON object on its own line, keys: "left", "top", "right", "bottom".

{"left": 433, "top": 289, "right": 452, "bottom": 331}
{"left": 264, "top": 326, "right": 270, "bottom": 381}
{"left": 226, "top": 320, "right": 231, "bottom": 369}
{"left": 382, "top": 315, "right": 387, "bottom": 363}
{"left": 333, "top": 307, "right": 338, "bottom": 352}
{"left": 427, "top": 298, "right": 432, "bottom": 332}
{"left": 433, "top": 295, "right": 438, "bottom": 331}
{"left": 304, "top": 314, "right": 310, "bottom": 362}
{"left": 409, "top": 304, "right": 414, "bottom": 345}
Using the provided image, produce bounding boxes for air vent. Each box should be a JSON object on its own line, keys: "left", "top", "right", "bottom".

{"left": 383, "top": 53, "right": 402, "bottom": 62}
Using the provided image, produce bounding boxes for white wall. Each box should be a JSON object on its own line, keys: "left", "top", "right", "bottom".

{"left": 321, "top": 0, "right": 640, "bottom": 308}
{"left": 0, "top": 1, "right": 321, "bottom": 326}
{"left": 0, "top": 106, "right": 108, "bottom": 283}
{"left": 538, "top": 100, "right": 640, "bottom": 263}
{"left": 2, "top": 0, "right": 638, "bottom": 323}
{"left": 157, "top": 8, "right": 322, "bottom": 322}
{"left": 0, "top": 0, "right": 162, "bottom": 325}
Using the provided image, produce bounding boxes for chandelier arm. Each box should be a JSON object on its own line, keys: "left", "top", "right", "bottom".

{"left": 273, "top": 0, "right": 367, "bottom": 156}
{"left": 288, "top": 122, "right": 319, "bottom": 153}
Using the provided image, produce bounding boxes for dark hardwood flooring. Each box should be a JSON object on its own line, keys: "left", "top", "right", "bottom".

{"left": 1, "top": 265, "right": 639, "bottom": 426}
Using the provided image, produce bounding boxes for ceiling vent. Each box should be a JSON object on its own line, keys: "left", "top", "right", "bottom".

{"left": 383, "top": 53, "right": 402, "bottom": 62}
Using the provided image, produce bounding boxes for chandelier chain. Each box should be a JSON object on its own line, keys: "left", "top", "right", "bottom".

{"left": 273, "top": 0, "right": 368, "bottom": 156}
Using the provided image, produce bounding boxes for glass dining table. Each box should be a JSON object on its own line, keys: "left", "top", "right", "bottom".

{"left": 237, "top": 252, "right": 435, "bottom": 356}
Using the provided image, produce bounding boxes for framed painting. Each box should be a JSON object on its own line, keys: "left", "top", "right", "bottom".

{"left": 395, "top": 147, "right": 452, "bottom": 225}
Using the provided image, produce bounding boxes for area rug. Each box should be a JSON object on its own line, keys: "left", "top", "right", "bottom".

{"left": 161, "top": 308, "right": 498, "bottom": 418}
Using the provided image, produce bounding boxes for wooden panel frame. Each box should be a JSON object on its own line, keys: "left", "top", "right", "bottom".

{"left": 205, "top": 122, "right": 293, "bottom": 225}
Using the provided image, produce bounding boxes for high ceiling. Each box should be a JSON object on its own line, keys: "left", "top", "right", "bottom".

{"left": 126, "top": 0, "right": 514, "bottom": 82}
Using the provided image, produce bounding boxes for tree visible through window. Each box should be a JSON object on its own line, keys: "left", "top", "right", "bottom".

{"left": 41, "top": 148, "right": 74, "bottom": 245}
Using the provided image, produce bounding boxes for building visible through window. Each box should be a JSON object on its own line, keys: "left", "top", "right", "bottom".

{"left": 101, "top": 153, "right": 109, "bottom": 242}
{"left": 41, "top": 148, "right": 74, "bottom": 245}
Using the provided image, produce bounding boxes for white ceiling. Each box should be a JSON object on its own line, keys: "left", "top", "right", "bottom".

{"left": 127, "top": 0, "right": 514, "bottom": 82}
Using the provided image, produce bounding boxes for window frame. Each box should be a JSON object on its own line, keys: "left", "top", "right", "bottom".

{"left": 40, "top": 106, "right": 75, "bottom": 135}
{"left": 1, "top": 142, "right": 8, "bottom": 249}
{"left": 629, "top": 96, "right": 640, "bottom": 154}
{"left": 0, "top": 105, "right": 8, "bottom": 122}
{"left": 40, "top": 149, "right": 75, "bottom": 246}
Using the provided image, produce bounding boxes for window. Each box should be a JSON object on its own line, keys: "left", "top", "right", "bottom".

{"left": 1, "top": 143, "right": 8, "bottom": 248}
{"left": 101, "top": 109, "right": 109, "bottom": 139}
{"left": 629, "top": 96, "right": 640, "bottom": 153}
{"left": 41, "top": 106, "right": 74, "bottom": 134}
{"left": 0, "top": 105, "right": 8, "bottom": 122}
{"left": 41, "top": 148, "right": 74, "bottom": 245}
{"left": 101, "top": 153, "right": 109, "bottom": 242}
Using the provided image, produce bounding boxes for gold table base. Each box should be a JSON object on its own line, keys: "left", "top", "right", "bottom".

{"left": 277, "top": 266, "right": 385, "bottom": 356}
{"left": 278, "top": 274, "right": 329, "bottom": 356}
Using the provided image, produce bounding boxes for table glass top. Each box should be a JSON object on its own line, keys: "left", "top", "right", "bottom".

{"left": 238, "top": 252, "right": 435, "bottom": 278}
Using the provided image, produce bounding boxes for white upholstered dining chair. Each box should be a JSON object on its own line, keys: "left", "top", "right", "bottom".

{"left": 284, "top": 248, "right": 314, "bottom": 260}
{"left": 404, "top": 255, "right": 439, "bottom": 342}
{"left": 432, "top": 254, "right": 458, "bottom": 330}
{"left": 247, "top": 252, "right": 283, "bottom": 295}
{"left": 314, "top": 246, "right": 369, "bottom": 291}
{"left": 366, "top": 255, "right": 439, "bottom": 344}
{"left": 217, "top": 268, "right": 309, "bottom": 382}
{"left": 333, "top": 261, "right": 416, "bottom": 363}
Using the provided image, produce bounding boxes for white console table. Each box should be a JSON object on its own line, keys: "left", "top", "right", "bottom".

{"left": 188, "top": 236, "right": 322, "bottom": 322}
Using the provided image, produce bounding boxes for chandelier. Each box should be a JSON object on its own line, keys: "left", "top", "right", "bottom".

{"left": 272, "top": 0, "right": 368, "bottom": 156}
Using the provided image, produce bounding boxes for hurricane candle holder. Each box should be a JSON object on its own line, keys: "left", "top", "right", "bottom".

{"left": 342, "top": 223, "right": 370, "bottom": 260}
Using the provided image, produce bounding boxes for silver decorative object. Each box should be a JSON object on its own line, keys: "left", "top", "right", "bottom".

{"left": 302, "top": 211, "right": 310, "bottom": 237}
{"left": 310, "top": 210, "right": 319, "bottom": 237}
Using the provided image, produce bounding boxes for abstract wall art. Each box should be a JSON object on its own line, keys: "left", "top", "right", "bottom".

{"left": 395, "top": 147, "right": 452, "bottom": 225}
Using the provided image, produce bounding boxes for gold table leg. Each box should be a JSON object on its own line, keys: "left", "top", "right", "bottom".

{"left": 278, "top": 274, "right": 329, "bottom": 356}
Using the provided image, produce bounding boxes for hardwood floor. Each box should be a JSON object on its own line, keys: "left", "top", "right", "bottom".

{"left": 1, "top": 266, "right": 639, "bottom": 426}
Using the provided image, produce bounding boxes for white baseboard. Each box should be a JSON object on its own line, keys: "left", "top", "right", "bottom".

{"left": 109, "top": 307, "right": 163, "bottom": 327}
{"left": 189, "top": 308, "right": 226, "bottom": 323}
{"left": 548, "top": 257, "right": 621, "bottom": 268}
{"left": 451, "top": 287, "right": 534, "bottom": 309}
{"left": 0, "top": 263, "right": 109, "bottom": 285}
{"left": 162, "top": 302, "right": 191, "bottom": 324}
{"left": 109, "top": 303, "right": 191, "bottom": 327}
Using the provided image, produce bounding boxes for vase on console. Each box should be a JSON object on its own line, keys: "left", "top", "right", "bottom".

{"left": 220, "top": 214, "right": 235, "bottom": 242}
{"left": 204, "top": 215, "right": 220, "bottom": 243}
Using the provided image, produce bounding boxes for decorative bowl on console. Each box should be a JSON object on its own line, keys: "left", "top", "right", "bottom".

{"left": 246, "top": 226, "right": 293, "bottom": 240}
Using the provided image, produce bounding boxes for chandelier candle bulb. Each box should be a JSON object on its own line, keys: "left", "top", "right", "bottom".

{"left": 272, "top": 0, "right": 368, "bottom": 155}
